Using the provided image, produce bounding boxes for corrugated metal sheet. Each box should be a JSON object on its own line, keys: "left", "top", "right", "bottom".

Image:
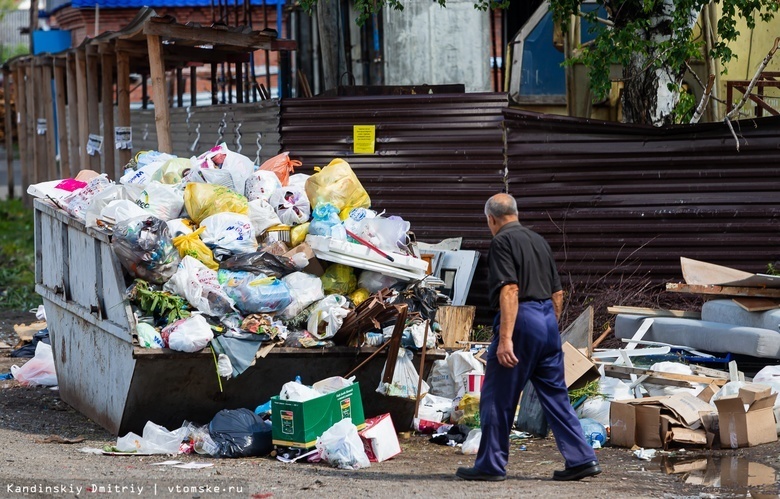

{"left": 69, "top": 0, "right": 283, "bottom": 8}
{"left": 504, "top": 109, "right": 780, "bottom": 285}
{"left": 280, "top": 93, "right": 508, "bottom": 316}
{"left": 131, "top": 100, "right": 281, "bottom": 161}
{"left": 0, "top": 10, "right": 29, "bottom": 48}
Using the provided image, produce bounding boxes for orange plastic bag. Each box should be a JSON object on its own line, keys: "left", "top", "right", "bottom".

{"left": 259, "top": 152, "right": 302, "bottom": 186}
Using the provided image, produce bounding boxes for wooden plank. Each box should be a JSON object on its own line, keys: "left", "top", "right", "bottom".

{"left": 690, "top": 365, "right": 730, "bottom": 380}
{"left": 13, "top": 67, "right": 27, "bottom": 201}
{"left": 86, "top": 46, "right": 101, "bottom": 171}
{"left": 101, "top": 51, "right": 116, "bottom": 179}
{"left": 53, "top": 62, "right": 69, "bottom": 178}
{"left": 116, "top": 51, "right": 132, "bottom": 168}
{"left": 681, "top": 256, "right": 780, "bottom": 288}
{"left": 33, "top": 64, "right": 47, "bottom": 185}
{"left": 75, "top": 49, "right": 89, "bottom": 166}
{"left": 731, "top": 297, "right": 780, "bottom": 312}
{"left": 65, "top": 53, "right": 80, "bottom": 177}
{"left": 607, "top": 306, "right": 701, "bottom": 319}
{"left": 666, "top": 282, "right": 780, "bottom": 298}
{"left": 146, "top": 35, "right": 172, "bottom": 153}
{"left": 142, "top": 20, "right": 287, "bottom": 51}
{"left": 561, "top": 305, "right": 593, "bottom": 353}
{"left": 41, "top": 63, "right": 57, "bottom": 180}
{"left": 592, "top": 346, "right": 671, "bottom": 359}
{"left": 606, "top": 370, "right": 693, "bottom": 388}
{"left": 603, "top": 364, "right": 727, "bottom": 386}
{"left": 438, "top": 305, "right": 476, "bottom": 349}
{"left": 3, "top": 68, "right": 14, "bottom": 199}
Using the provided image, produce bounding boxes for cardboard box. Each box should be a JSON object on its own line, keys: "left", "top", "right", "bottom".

{"left": 562, "top": 342, "right": 600, "bottom": 389}
{"left": 282, "top": 243, "right": 325, "bottom": 276}
{"left": 359, "top": 413, "right": 401, "bottom": 462}
{"left": 271, "top": 383, "right": 365, "bottom": 448}
{"left": 713, "top": 384, "right": 778, "bottom": 448}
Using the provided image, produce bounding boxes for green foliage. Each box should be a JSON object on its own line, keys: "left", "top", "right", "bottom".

{"left": 0, "top": 199, "right": 41, "bottom": 311}
{"left": 552, "top": 0, "right": 779, "bottom": 104}
{"left": 299, "top": 0, "right": 509, "bottom": 25}
{"left": 470, "top": 324, "right": 493, "bottom": 342}
{"left": 568, "top": 379, "right": 604, "bottom": 404}
{"left": 671, "top": 83, "right": 697, "bottom": 123}
{"left": 767, "top": 262, "right": 780, "bottom": 276}
{"left": 0, "top": 43, "right": 29, "bottom": 64}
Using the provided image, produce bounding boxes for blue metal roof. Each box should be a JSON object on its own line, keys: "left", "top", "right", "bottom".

{"left": 52, "top": 0, "right": 284, "bottom": 12}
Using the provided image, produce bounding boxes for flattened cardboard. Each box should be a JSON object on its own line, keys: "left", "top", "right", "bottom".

{"left": 697, "top": 383, "right": 718, "bottom": 404}
{"left": 562, "top": 341, "right": 600, "bottom": 389}
{"left": 660, "top": 392, "right": 714, "bottom": 427}
{"left": 670, "top": 427, "right": 707, "bottom": 445}
{"left": 283, "top": 243, "right": 325, "bottom": 277}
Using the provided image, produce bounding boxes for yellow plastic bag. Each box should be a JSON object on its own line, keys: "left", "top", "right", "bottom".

{"left": 348, "top": 288, "right": 370, "bottom": 306}
{"left": 305, "top": 158, "right": 370, "bottom": 217}
{"left": 184, "top": 183, "right": 248, "bottom": 224}
{"left": 457, "top": 394, "right": 481, "bottom": 427}
{"left": 321, "top": 264, "right": 357, "bottom": 295}
{"left": 290, "top": 222, "right": 310, "bottom": 248}
{"left": 172, "top": 227, "right": 219, "bottom": 270}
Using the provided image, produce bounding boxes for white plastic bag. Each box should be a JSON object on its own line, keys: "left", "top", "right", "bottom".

{"left": 287, "top": 173, "right": 310, "bottom": 187}
{"left": 164, "top": 314, "right": 214, "bottom": 353}
{"left": 116, "top": 421, "right": 188, "bottom": 454}
{"left": 312, "top": 376, "right": 355, "bottom": 395}
{"left": 427, "top": 356, "right": 457, "bottom": 399}
{"left": 135, "top": 181, "right": 185, "bottom": 221}
{"left": 280, "top": 381, "right": 322, "bottom": 402}
{"left": 461, "top": 429, "right": 481, "bottom": 455}
{"left": 245, "top": 170, "right": 282, "bottom": 202}
{"left": 220, "top": 150, "right": 255, "bottom": 195}
{"left": 217, "top": 354, "right": 233, "bottom": 379}
{"left": 136, "top": 323, "right": 164, "bottom": 349}
{"left": 10, "top": 342, "right": 58, "bottom": 387}
{"left": 248, "top": 198, "right": 282, "bottom": 235}
{"left": 754, "top": 366, "right": 780, "bottom": 385}
{"left": 447, "top": 351, "right": 484, "bottom": 399}
{"left": 409, "top": 322, "right": 436, "bottom": 349}
{"left": 163, "top": 256, "right": 235, "bottom": 316}
{"left": 120, "top": 160, "right": 166, "bottom": 186}
{"left": 417, "top": 393, "right": 454, "bottom": 423}
{"left": 307, "top": 295, "right": 351, "bottom": 340}
{"left": 316, "top": 419, "right": 370, "bottom": 470}
{"left": 355, "top": 216, "right": 410, "bottom": 255}
{"left": 200, "top": 213, "right": 257, "bottom": 256}
{"left": 278, "top": 272, "right": 325, "bottom": 320}
{"left": 377, "top": 347, "right": 429, "bottom": 400}
{"left": 63, "top": 174, "right": 113, "bottom": 221}
{"left": 269, "top": 185, "right": 311, "bottom": 226}
{"left": 99, "top": 199, "right": 149, "bottom": 225}
{"left": 85, "top": 183, "right": 143, "bottom": 228}
{"left": 646, "top": 362, "right": 704, "bottom": 397}
{"left": 576, "top": 376, "right": 633, "bottom": 427}
{"left": 358, "top": 271, "right": 399, "bottom": 293}
{"left": 166, "top": 218, "right": 195, "bottom": 238}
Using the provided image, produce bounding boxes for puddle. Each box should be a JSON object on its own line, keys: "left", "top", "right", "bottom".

{"left": 653, "top": 455, "right": 778, "bottom": 493}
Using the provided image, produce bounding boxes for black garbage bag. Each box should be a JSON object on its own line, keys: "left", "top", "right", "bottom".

{"left": 429, "top": 424, "right": 473, "bottom": 445}
{"left": 397, "top": 282, "right": 438, "bottom": 322}
{"left": 220, "top": 251, "right": 297, "bottom": 279}
{"left": 10, "top": 329, "right": 50, "bottom": 358}
{"left": 208, "top": 408, "right": 273, "bottom": 458}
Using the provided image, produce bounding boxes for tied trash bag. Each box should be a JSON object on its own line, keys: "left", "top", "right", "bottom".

{"left": 10, "top": 342, "right": 57, "bottom": 386}
{"left": 163, "top": 314, "right": 214, "bottom": 353}
{"left": 321, "top": 264, "right": 357, "bottom": 295}
{"left": 309, "top": 203, "right": 342, "bottom": 237}
{"left": 199, "top": 213, "right": 258, "bottom": 257}
{"left": 208, "top": 408, "right": 273, "bottom": 458}
{"left": 278, "top": 272, "right": 325, "bottom": 320}
{"left": 111, "top": 216, "right": 181, "bottom": 284}
{"left": 245, "top": 170, "right": 282, "bottom": 202}
{"left": 377, "top": 347, "right": 429, "bottom": 400}
{"left": 307, "top": 295, "right": 351, "bottom": 340}
{"left": 269, "top": 185, "right": 311, "bottom": 226}
{"left": 316, "top": 419, "right": 370, "bottom": 470}
{"left": 135, "top": 181, "right": 185, "bottom": 221}
{"left": 224, "top": 275, "right": 293, "bottom": 314}
{"left": 120, "top": 160, "right": 166, "bottom": 186}
{"left": 163, "top": 256, "right": 236, "bottom": 316}
{"left": 172, "top": 227, "right": 219, "bottom": 270}
{"left": 258, "top": 151, "right": 301, "bottom": 186}
{"left": 116, "top": 421, "right": 188, "bottom": 455}
{"left": 248, "top": 199, "right": 282, "bottom": 235}
{"left": 184, "top": 183, "right": 249, "bottom": 224}
{"left": 305, "top": 158, "right": 370, "bottom": 216}
{"left": 461, "top": 429, "right": 481, "bottom": 455}
{"left": 220, "top": 251, "right": 297, "bottom": 279}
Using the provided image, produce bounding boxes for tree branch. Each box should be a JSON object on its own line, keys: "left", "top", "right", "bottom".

{"left": 726, "top": 37, "right": 780, "bottom": 121}
{"left": 690, "top": 74, "right": 715, "bottom": 124}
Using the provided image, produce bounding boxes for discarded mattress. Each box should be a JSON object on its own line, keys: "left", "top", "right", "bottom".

{"left": 701, "top": 299, "right": 780, "bottom": 332}
{"left": 615, "top": 314, "right": 780, "bottom": 359}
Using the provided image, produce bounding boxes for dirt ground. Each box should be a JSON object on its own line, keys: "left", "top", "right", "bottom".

{"left": 1, "top": 314, "right": 780, "bottom": 499}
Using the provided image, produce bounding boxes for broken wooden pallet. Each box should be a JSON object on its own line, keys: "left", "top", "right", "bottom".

{"left": 602, "top": 365, "right": 728, "bottom": 386}
{"left": 666, "top": 282, "right": 780, "bottom": 298}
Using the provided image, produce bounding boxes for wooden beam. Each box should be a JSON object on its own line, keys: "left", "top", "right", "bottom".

{"left": 116, "top": 51, "right": 132, "bottom": 168}
{"left": 146, "top": 35, "right": 172, "bottom": 153}
{"left": 75, "top": 49, "right": 89, "bottom": 166}
{"left": 603, "top": 364, "right": 728, "bottom": 386}
{"left": 731, "top": 297, "right": 780, "bottom": 312}
{"left": 189, "top": 66, "right": 197, "bottom": 107}
{"left": 3, "top": 68, "right": 14, "bottom": 199}
{"left": 607, "top": 306, "right": 701, "bottom": 319}
{"left": 15, "top": 66, "right": 29, "bottom": 204}
{"left": 53, "top": 62, "right": 69, "bottom": 179}
{"left": 86, "top": 46, "right": 101, "bottom": 171}
{"left": 32, "top": 64, "right": 47, "bottom": 185}
{"left": 666, "top": 282, "right": 780, "bottom": 298}
{"left": 41, "top": 63, "right": 57, "bottom": 181}
{"left": 65, "top": 53, "right": 80, "bottom": 178}
{"left": 101, "top": 51, "right": 116, "bottom": 179}
{"left": 142, "top": 20, "right": 290, "bottom": 51}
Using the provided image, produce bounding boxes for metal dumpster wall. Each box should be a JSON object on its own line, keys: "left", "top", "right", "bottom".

{"left": 503, "top": 110, "right": 780, "bottom": 286}
{"left": 280, "top": 93, "right": 509, "bottom": 317}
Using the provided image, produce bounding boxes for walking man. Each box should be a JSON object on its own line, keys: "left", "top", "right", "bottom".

{"left": 456, "top": 193, "right": 601, "bottom": 482}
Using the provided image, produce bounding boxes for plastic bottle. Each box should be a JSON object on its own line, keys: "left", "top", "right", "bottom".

{"left": 578, "top": 418, "right": 607, "bottom": 449}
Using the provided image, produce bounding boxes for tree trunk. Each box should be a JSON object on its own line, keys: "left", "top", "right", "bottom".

{"left": 316, "top": 0, "right": 347, "bottom": 91}
{"left": 620, "top": 0, "right": 700, "bottom": 126}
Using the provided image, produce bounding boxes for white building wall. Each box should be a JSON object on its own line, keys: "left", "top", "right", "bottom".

{"left": 383, "top": 0, "right": 491, "bottom": 92}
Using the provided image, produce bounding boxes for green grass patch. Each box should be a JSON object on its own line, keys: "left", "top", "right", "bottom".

{"left": 0, "top": 199, "right": 41, "bottom": 311}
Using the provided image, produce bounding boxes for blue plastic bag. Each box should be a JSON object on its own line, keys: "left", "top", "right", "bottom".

{"left": 224, "top": 275, "right": 293, "bottom": 314}
{"left": 308, "top": 203, "right": 342, "bottom": 237}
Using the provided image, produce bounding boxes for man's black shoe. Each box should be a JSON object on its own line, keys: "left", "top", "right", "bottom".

{"left": 552, "top": 461, "right": 602, "bottom": 481}
{"left": 456, "top": 467, "right": 507, "bottom": 481}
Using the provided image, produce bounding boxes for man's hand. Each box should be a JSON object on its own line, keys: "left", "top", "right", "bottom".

{"left": 497, "top": 339, "right": 519, "bottom": 368}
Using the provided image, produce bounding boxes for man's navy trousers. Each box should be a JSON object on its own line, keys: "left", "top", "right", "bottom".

{"left": 474, "top": 299, "right": 597, "bottom": 476}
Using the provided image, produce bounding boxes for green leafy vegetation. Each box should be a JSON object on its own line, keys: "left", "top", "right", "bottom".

{"left": 568, "top": 379, "right": 604, "bottom": 404}
{"left": 0, "top": 199, "right": 41, "bottom": 311}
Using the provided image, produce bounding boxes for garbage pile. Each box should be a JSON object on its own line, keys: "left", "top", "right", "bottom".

{"left": 29, "top": 144, "right": 447, "bottom": 376}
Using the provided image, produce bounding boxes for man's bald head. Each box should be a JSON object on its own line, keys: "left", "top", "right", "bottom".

{"left": 485, "top": 193, "right": 518, "bottom": 218}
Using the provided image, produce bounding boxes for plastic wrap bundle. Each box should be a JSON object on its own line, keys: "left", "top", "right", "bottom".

{"left": 111, "top": 215, "right": 181, "bottom": 284}
{"left": 278, "top": 272, "right": 325, "bottom": 320}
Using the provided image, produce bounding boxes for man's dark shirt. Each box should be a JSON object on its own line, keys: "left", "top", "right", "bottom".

{"left": 487, "top": 221, "right": 562, "bottom": 310}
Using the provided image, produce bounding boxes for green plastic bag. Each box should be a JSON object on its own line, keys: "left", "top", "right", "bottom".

{"left": 320, "top": 264, "right": 357, "bottom": 295}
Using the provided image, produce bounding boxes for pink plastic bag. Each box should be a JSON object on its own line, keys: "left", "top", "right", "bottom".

{"left": 11, "top": 342, "right": 58, "bottom": 386}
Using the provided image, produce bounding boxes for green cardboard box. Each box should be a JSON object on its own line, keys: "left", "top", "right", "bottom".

{"left": 271, "top": 383, "right": 366, "bottom": 448}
